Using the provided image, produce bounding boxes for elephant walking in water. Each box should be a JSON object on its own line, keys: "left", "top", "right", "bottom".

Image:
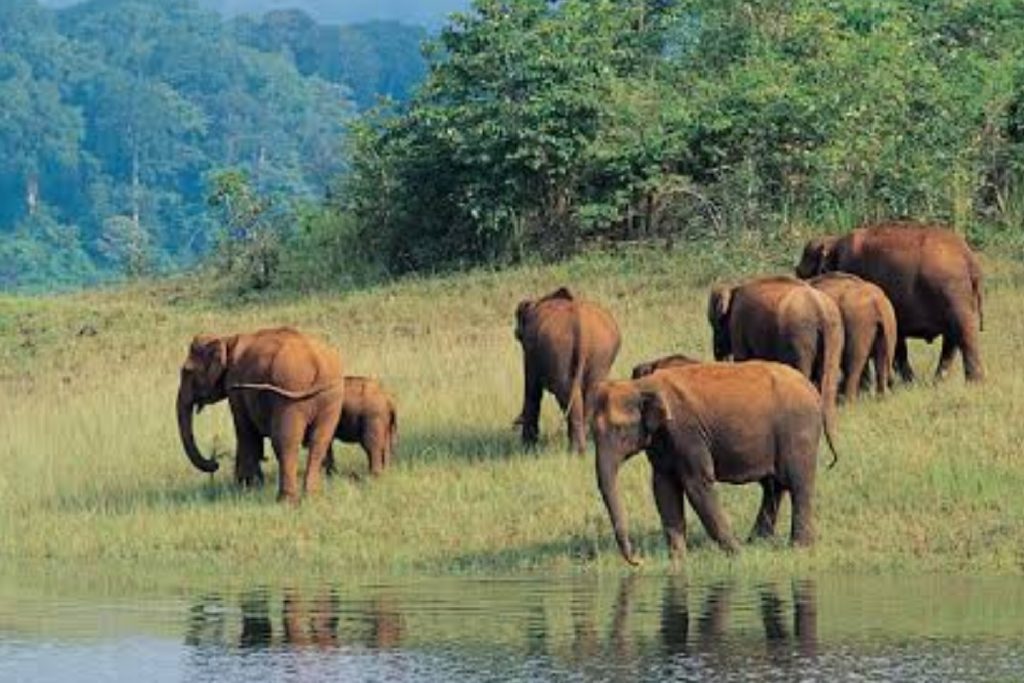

{"left": 514, "top": 287, "right": 621, "bottom": 455}
{"left": 175, "top": 326, "right": 345, "bottom": 503}
{"left": 796, "top": 221, "right": 984, "bottom": 382}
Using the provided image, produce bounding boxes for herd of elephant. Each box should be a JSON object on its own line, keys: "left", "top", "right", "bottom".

{"left": 175, "top": 220, "right": 985, "bottom": 566}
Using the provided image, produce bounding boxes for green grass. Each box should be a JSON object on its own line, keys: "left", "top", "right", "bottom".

{"left": 2, "top": 233, "right": 1024, "bottom": 581}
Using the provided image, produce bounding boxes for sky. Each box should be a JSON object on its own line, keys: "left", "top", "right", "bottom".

{"left": 38, "top": 0, "right": 472, "bottom": 27}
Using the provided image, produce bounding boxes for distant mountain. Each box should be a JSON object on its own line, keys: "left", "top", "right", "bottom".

{"left": 39, "top": 0, "right": 470, "bottom": 26}
{"left": 0, "top": 0, "right": 432, "bottom": 290}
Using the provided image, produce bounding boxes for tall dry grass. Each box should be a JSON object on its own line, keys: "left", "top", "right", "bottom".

{"left": 1, "top": 236, "right": 1022, "bottom": 579}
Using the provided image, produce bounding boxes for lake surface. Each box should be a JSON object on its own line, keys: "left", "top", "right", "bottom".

{"left": 1, "top": 572, "right": 1022, "bottom": 682}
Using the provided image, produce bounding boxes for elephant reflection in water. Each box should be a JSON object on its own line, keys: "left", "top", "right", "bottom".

{"left": 568, "top": 575, "right": 639, "bottom": 662}
{"left": 661, "top": 578, "right": 818, "bottom": 660}
{"left": 185, "top": 588, "right": 405, "bottom": 651}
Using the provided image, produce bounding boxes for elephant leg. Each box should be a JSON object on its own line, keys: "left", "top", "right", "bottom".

{"left": 794, "top": 346, "right": 816, "bottom": 385}
{"left": 231, "top": 404, "right": 264, "bottom": 487}
{"left": 749, "top": 477, "right": 781, "bottom": 541}
{"left": 519, "top": 360, "right": 542, "bottom": 447}
{"left": 364, "top": 425, "right": 385, "bottom": 476}
{"left": 652, "top": 469, "right": 686, "bottom": 561}
{"left": 322, "top": 445, "right": 337, "bottom": 478}
{"left": 843, "top": 332, "right": 872, "bottom": 401}
{"left": 872, "top": 331, "right": 892, "bottom": 395}
{"left": 894, "top": 336, "right": 915, "bottom": 383}
{"left": 959, "top": 314, "right": 985, "bottom": 383}
{"left": 303, "top": 409, "right": 339, "bottom": 496}
{"left": 935, "top": 333, "right": 959, "bottom": 381}
{"left": 788, "top": 475, "right": 816, "bottom": 547}
{"left": 682, "top": 473, "right": 739, "bottom": 554}
{"left": 272, "top": 409, "right": 306, "bottom": 503}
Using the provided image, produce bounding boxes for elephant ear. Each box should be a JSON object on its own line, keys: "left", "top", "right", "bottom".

{"left": 547, "top": 286, "right": 575, "bottom": 301}
{"left": 639, "top": 389, "right": 672, "bottom": 435}
{"left": 631, "top": 363, "right": 653, "bottom": 380}
{"left": 707, "top": 284, "right": 733, "bottom": 324}
{"left": 190, "top": 334, "right": 228, "bottom": 387}
{"left": 812, "top": 237, "right": 840, "bottom": 274}
{"left": 821, "top": 237, "right": 841, "bottom": 271}
{"left": 514, "top": 300, "right": 533, "bottom": 341}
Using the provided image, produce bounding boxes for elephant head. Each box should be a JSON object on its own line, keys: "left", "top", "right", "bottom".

{"left": 591, "top": 380, "right": 672, "bottom": 566}
{"left": 795, "top": 236, "right": 840, "bottom": 278}
{"left": 176, "top": 334, "right": 231, "bottom": 473}
{"left": 707, "top": 284, "right": 734, "bottom": 361}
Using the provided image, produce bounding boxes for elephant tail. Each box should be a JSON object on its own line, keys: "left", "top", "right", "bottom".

{"left": 563, "top": 298, "right": 587, "bottom": 418}
{"left": 822, "top": 403, "right": 840, "bottom": 470}
{"left": 229, "top": 380, "right": 344, "bottom": 400}
{"left": 812, "top": 292, "right": 843, "bottom": 438}
{"left": 388, "top": 401, "right": 399, "bottom": 462}
{"left": 968, "top": 252, "right": 984, "bottom": 332}
{"left": 873, "top": 295, "right": 898, "bottom": 392}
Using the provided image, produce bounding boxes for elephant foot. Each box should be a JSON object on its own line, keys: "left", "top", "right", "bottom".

{"left": 790, "top": 531, "right": 816, "bottom": 547}
{"left": 719, "top": 537, "right": 742, "bottom": 555}
{"left": 277, "top": 491, "right": 301, "bottom": 505}
{"left": 237, "top": 472, "right": 264, "bottom": 488}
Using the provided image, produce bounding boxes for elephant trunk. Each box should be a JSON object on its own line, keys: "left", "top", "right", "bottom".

{"left": 176, "top": 383, "right": 219, "bottom": 473}
{"left": 596, "top": 445, "right": 639, "bottom": 565}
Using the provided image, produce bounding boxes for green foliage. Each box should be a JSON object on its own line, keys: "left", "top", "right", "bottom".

{"left": 340, "top": 0, "right": 1024, "bottom": 277}
{"left": 98, "top": 215, "right": 152, "bottom": 278}
{"left": 343, "top": 0, "right": 681, "bottom": 272}
{"left": 0, "top": 209, "right": 99, "bottom": 291}
{"left": 0, "top": 0, "right": 428, "bottom": 292}
{"left": 232, "top": 10, "right": 429, "bottom": 110}
{"left": 206, "top": 169, "right": 288, "bottom": 290}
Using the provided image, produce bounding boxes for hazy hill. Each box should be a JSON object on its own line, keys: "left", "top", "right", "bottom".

{"left": 0, "top": 0, "right": 429, "bottom": 290}
{"left": 39, "top": 0, "right": 470, "bottom": 25}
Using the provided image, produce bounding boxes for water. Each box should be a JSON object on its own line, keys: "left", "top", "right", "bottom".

{"left": 1, "top": 573, "right": 1022, "bottom": 682}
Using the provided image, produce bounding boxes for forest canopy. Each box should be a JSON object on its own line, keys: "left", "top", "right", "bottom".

{"left": 0, "top": 0, "right": 426, "bottom": 290}
{"left": 5, "top": 0, "right": 1024, "bottom": 291}
{"left": 338, "top": 0, "right": 1024, "bottom": 275}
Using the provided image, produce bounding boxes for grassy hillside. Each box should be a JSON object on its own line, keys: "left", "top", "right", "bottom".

{"left": 2, "top": 234, "right": 1023, "bottom": 580}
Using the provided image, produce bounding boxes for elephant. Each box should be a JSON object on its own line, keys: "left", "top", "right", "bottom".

{"left": 795, "top": 221, "right": 984, "bottom": 382}
{"left": 175, "top": 326, "right": 345, "bottom": 503}
{"left": 631, "top": 353, "right": 701, "bottom": 379}
{"left": 514, "top": 286, "right": 621, "bottom": 455}
{"left": 591, "top": 361, "right": 838, "bottom": 566}
{"left": 707, "top": 275, "right": 843, "bottom": 421}
{"left": 808, "top": 272, "right": 898, "bottom": 399}
{"left": 323, "top": 376, "right": 398, "bottom": 477}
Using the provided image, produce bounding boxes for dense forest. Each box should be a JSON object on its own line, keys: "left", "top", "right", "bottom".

{"left": 0, "top": 0, "right": 426, "bottom": 290}
{"left": 337, "top": 0, "right": 1024, "bottom": 276}
{"left": 6, "top": 0, "right": 1024, "bottom": 292}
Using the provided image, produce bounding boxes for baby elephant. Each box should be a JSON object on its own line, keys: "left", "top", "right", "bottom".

{"left": 592, "top": 361, "right": 838, "bottom": 566}
{"left": 324, "top": 376, "right": 398, "bottom": 477}
{"left": 808, "top": 272, "right": 897, "bottom": 399}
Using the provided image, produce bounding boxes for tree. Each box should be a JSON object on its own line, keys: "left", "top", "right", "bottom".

{"left": 206, "top": 169, "right": 287, "bottom": 289}
{"left": 98, "top": 215, "right": 152, "bottom": 277}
